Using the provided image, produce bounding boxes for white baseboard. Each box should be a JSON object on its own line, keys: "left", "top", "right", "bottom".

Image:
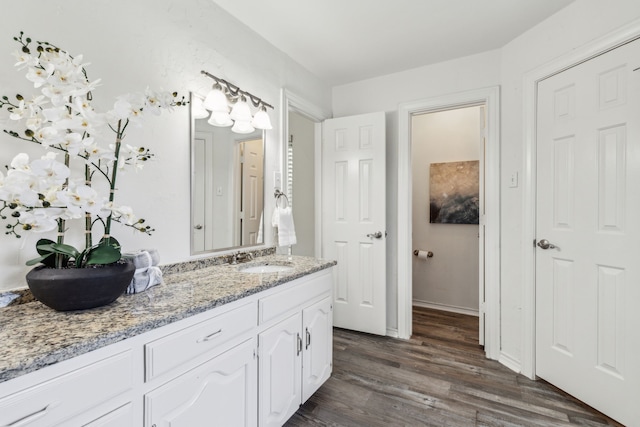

{"left": 412, "top": 299, "right": 479, "bottom": 317}
{"left": 386, "top": 328, "right": 399, "bottom": 338}
{"left": 498, "top": 351, "right": 522, "bottom": 374}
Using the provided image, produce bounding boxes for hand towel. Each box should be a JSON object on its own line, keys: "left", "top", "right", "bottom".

{"left": 275, "top": 206, "right": 297, "bottom": 247}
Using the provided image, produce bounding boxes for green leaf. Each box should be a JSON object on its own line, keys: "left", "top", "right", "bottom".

{"left": 85, "top": 244, "right": 121, "bottom": 265}
{"left": 99, "top": 236, "right": 121, "bottom": 250}
{"left": 26, "top": 254, "right": 53, "bottom": 266}
{"left": 50, "top": 243, "right": 81, "bottom": 259}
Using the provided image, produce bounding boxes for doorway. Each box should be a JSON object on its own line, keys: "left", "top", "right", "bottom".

{"left": 398, "top": 87, "right": 501, "bottom": 361}
{"left": 287, "top": 111, "right": 316, "bottom": 256}
{"left": 281, "top": 89, "right": 330, "bottom": 258}
{"left": 411, "top": 106, "right": 483, "bottom": 325}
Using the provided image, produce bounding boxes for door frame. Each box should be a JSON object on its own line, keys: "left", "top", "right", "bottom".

{"left": 398, "top": 86, "right": 501, "bottom": 361}
{"left": 521, "top": 19, "right": 640, "bottom": 380}
{"left": 280, "top": 89, "right": 331, "bottom": 257}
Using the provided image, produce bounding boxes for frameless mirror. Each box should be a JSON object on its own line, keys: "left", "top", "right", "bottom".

{"left": 190, "top": 93, "right": 264, "bottom": 254}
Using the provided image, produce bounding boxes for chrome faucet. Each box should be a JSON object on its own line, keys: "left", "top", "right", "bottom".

{"left": 230, "top": 251, "right": 253, "bottom": 265}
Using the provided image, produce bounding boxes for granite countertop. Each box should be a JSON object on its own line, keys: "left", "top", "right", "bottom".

{"left": 0, "top": 254, "right": 336, "bottom": 384}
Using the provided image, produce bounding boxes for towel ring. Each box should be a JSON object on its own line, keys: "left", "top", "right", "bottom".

{"left": 274, "top": 189, "right": 289, "bottom": 208}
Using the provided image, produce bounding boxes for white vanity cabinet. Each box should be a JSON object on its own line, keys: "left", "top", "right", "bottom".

{"left": 258, "top": 271, "right": 333, "bottom": 427}
{"left": 0, "top": 266, "right": 334, "bottom": 427}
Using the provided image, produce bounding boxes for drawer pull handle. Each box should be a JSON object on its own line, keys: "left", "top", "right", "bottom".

{"left": 297, "top": 333, "right": 302, "bottom": 356}
{"left": 7, "top": 402, "right": 58, "bottom": 427}
{"left": 305, "top": 328, "right": 311, "bottom": 350}
{"left": 196, "top": 328, "right": 223, "bottom": 343}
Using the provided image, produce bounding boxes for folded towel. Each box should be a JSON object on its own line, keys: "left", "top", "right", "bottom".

{"left": 123, "top": 249, "right": 162, "bottom": 294}
{"left": 274, "top": 206, "right": 297, "bottom": 247}
{"left": 122, "top": 249, "right": 160, "bottom": 269}
{"left": 126, "top": 266, "right": 163, "bottom": 294}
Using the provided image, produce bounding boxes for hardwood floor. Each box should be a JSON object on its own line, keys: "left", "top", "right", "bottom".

{"left": 286, "top": 307, "right": 623, "bottom": 427}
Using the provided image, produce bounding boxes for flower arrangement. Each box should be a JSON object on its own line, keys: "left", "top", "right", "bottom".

{"left": 0, "top": 32, "right": 184, "bottom": 269}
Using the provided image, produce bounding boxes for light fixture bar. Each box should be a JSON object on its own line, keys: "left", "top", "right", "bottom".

{"left": 200, "top": 70, "right": 274, "bottom": 110}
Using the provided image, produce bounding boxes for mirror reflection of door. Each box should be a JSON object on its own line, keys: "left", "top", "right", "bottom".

{"left": 193, "top": 131, "right": 214, "bottom": 253}
{"left": 239, "top": 138, "right": 264, "bottom": 245}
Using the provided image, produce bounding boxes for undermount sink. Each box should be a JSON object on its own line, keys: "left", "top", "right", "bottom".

{"left": 238, "top": 263, "right": 294, "bottom": 274}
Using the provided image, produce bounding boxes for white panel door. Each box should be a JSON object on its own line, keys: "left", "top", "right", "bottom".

{"left": 536, "top": 38, "right": 640, "bottom": 427}
{"left": 241, "top": 138, "right": 264, "bottom": 245}
{"left": 322, "top": 112, "right": 386, "bottom": 335}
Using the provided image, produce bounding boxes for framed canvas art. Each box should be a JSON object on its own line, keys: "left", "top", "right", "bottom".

{"left": 429, "top": 160, "right": 479, "bottom": 224}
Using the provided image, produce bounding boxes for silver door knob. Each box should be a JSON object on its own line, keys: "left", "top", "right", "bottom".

{"left": 367, "top": 231, "right": 383, "bottom": 239}
{"left": 194, "top": 224, "right": 203, "bottom": 230}
{"left": 537, "top": 239, "right": 556, "bottom": 250}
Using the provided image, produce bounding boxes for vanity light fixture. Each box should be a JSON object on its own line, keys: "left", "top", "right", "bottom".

{"left": 200, "top": 70, "right": 273, "bottom": 132}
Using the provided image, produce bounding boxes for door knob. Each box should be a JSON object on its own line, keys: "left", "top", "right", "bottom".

{"left": 536, "top": 239, "right": 556, "bottom": 250}
{"left": 194, "top": 224, "right": 203, "bottom": 230}
{"left": 366, "top": 231, "right": 384, "bottom": 239}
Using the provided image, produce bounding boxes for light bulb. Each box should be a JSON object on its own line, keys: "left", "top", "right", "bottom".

{"left": 231, "top": 120, "right": 255, "bottom": 134}
{"left": 251, "top": 108, "right": 272, "bottom": 130}
{"left": 191, "top": 97, "right": 210, "bottom": 119}
{"left": 207, "top": 111, "right": 233, "bottom": 127}
{"left": 203, "top": 85, "right": 228, "bottom": 113}
{"left": 229, "top": 97, "right": 253, "bottom": 122}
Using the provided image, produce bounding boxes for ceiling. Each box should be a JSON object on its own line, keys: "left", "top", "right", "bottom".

{"left": 211, "top": 0, "right": 575, "bottom": 86}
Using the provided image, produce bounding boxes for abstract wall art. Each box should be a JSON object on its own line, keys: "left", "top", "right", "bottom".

{"left": 429, "top": 160, "right": 479, "bottom": 224}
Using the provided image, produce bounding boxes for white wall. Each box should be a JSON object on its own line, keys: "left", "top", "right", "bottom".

{"left": 411, "top": 107, "right": 481, "bottom": 313}
{"left": 0, "top": 0, "right": 331, "bottom": 291}
{"left": 332, "top": 49, "right": 501, "bottom": 330}
{"left": 333, "top": 0, "right": 640, "bottom": 368}
{"left": 289, "top": 111, "right": 315, "bottom": 257}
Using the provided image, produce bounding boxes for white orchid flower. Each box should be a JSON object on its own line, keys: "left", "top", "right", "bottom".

{"left": 111, "top": 204, "right": 137, "bottom": 225}
{"left": 8, "top": 100, "right": 27, "bottom": 121}
{"left": 13, "top": 50, "right": 38, "bottom": 69}
{"left": 25, "top": 63, "right": 55, "bottom": 88}
{"left": 30, "top": 154, "right": 70, "bottom": 187}
{"left": 18, "top": 211, "right": 58, "bottom": 233}
{"left": 34, "top": 126, "right": 62, "bottom": 147}
{"left": 10, "top": 153, "right": 31, "bottom": 171}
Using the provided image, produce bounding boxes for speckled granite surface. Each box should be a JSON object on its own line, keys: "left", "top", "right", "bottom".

{"left": 0, "top": 253, "right": 335, "bottom": 384}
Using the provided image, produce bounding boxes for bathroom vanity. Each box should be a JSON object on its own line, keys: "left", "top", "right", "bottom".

{"left": 0, "top": 255, "right": 335, "bottom": 426}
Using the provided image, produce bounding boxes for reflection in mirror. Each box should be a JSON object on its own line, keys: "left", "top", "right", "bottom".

{"left": 191, "top": 93, "right": 264, "bottom": 254}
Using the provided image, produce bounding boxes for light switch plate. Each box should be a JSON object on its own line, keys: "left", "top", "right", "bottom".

{"left": 509, "top": 172, "right": 519, "bottom": 188}
{"left": 273, "top": 171, "right": 282, "bottom": 190}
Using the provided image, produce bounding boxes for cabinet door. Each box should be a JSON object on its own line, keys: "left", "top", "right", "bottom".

{"left": 302, "top": 296, "right": 333, "bottom": 402}
{"left": 258, "top": 312, "right": 302, "bottom": 427}
{"left": 145, "top": 339, "right": 256, "bottom": 427}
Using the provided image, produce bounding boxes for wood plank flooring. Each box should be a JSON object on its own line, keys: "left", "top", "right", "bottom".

{"left": 286, "top": 307, "right": 623, "bottom": 427}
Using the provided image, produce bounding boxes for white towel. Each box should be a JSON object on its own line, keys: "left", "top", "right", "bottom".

{"left": 123, "top": 249, "right": 163, "bottom": 294}
{"left": 272, "top": 206, "right": 297, "bottom": 247}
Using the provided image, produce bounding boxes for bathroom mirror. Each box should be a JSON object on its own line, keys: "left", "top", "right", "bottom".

{"left": 190, "top": 93, "right": 265, "bottom": 254}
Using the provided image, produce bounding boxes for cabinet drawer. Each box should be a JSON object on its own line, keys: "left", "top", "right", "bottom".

{"left": 0, "top": 351, "right": 133, "bottom": 427}
{"left": 145, "top": 302, "right": 257, "bottom": 381}
{"left": 259, "top": 270, "right": 332, "bottom": 324}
